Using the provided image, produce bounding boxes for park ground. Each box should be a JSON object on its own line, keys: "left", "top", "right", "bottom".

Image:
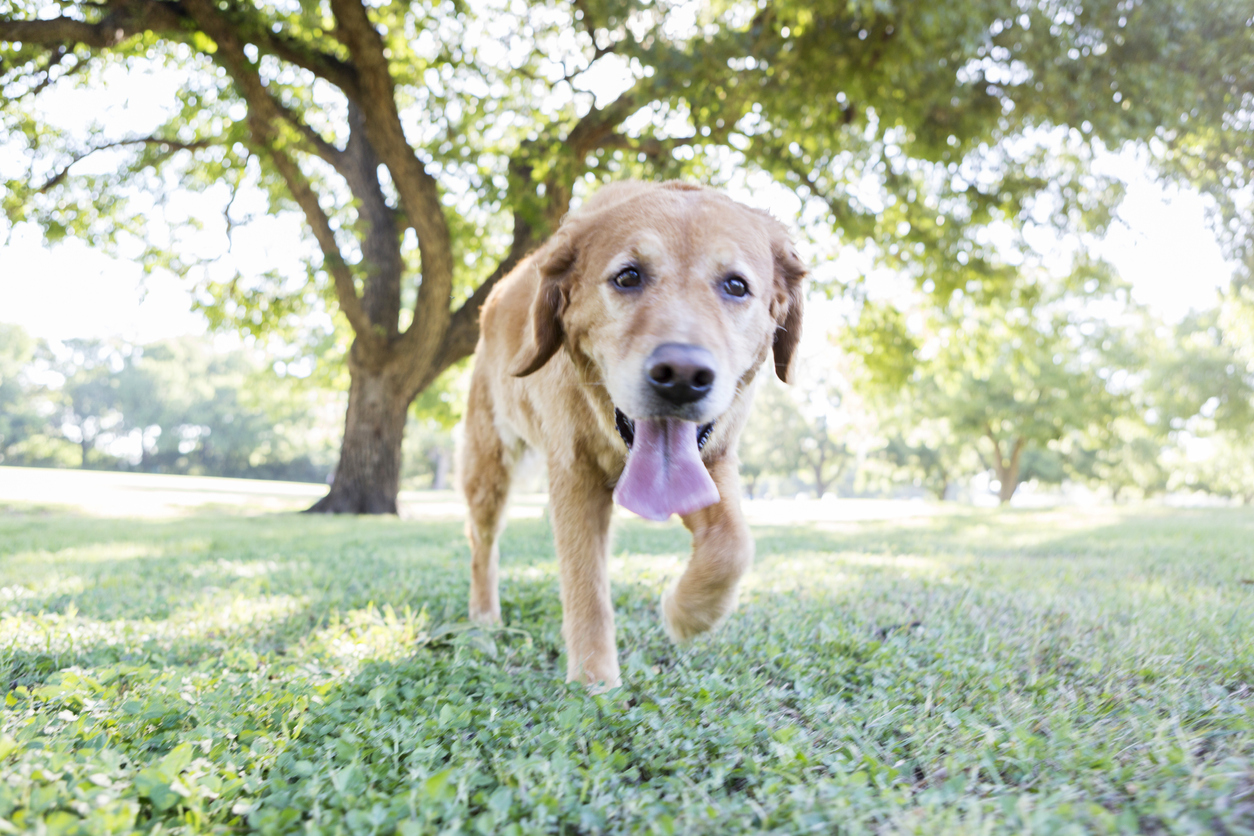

{"left": 0, "top": 467, "right": 1252, "bottom": 834}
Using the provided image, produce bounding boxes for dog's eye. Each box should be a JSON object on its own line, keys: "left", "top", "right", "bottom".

{"left": 722, "top": 275, "right": 749, "bottom": 298}
{"left": 612, "top": 267, "right": 643, "bottom": 290}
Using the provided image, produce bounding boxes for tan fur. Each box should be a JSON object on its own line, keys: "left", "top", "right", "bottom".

{"left": 461, "top": 180, "right": 806, "bottom": 688}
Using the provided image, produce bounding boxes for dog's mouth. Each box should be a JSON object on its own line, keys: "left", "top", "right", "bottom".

{"left": 614, "top": 409, "right": 715, "bottom": 452}
{"left": 612, "top": 408, "right": 720, "bottom": 521}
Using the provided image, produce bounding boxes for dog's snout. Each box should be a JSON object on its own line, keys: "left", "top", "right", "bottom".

{"left": 647, "top": 343, "right": 716, "bottom": 405}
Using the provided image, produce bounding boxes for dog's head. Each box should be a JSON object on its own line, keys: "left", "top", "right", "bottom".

{"left": 512, "top": 181, "right": 806, "bottom": 427}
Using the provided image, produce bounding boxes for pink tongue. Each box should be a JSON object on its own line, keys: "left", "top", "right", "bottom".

{"left": 613, "top": 418, "right": 720, "bottom": 521}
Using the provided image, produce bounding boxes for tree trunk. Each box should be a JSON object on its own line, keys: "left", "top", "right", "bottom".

{"left": 813, "top": 465, "right": 830, "bottom": 498}
{"left": 430, "top": 447, "right": 452, "bottom": 490}
{"left": 306, "top": 359, "right": 411, "bottom": 514}
{"left": 994, "top": 437, "right": 1025, "bottom": 505}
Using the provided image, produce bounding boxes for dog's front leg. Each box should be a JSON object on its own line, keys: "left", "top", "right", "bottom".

{"left": 664, "top": 457, "right": 754, "bottom": 642}
{"left": 549, "top": 465, "right": 620, "bottom": 689}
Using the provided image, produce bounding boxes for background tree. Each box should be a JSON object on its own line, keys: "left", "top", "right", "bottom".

{"left": 0, "top": 328, "right": 342, "bottom": 479}
{"left": 1149, "top": 311, "right": 1254, "bottom": 502}
{"left": 0, "top": 324, "right": 61, "bottom": 465}
{"left": 877, "top": 422, "right": 972, "bottom": 501}
{"left": 112, "top": 338, "right": 340, "bottom": 479}
{"left": 1072, "top": 416, "right": 1168, "bottom": 502}
{"left": 401, "top": 363, "right": 467, "bottom": 490}
{"left": 1184, "top": 433, "right": 1254, "bottom": 505}
{"left": 3, "top": 0, "right": 1251, "bottom": 512}
{"left": 54, "top": 339, "right": 126, "bottom": 467}
{"left": 739, "top": 376, "right": 855, "bottom": 498}
{"left": 847, "top": 268, "right": 1126, "bottom": 504}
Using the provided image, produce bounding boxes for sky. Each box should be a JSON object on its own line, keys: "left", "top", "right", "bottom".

{"left": 0, "top": 56, "right": 1238, "bottom": 346}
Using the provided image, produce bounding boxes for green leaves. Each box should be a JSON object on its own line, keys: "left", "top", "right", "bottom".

{"left": 5, "top": 0, "right": 1250, "bottom": 332}
{"left": 133, "top": 743, "right": 195, "bottom": 812}
{"left": 845, "top": 262, "right": 1139, "bottom": 501}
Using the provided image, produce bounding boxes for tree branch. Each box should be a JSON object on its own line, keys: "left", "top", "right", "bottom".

{"left": 3, "top": 0, "right": 360, "bottom": 200}
{"left": 596, "top": 132, "right": 698, "bottom": 159}
{"left": 39, "top": 135, "right": 213, "bottom": 192}
{"left": 18, "top": 45, "right": 70, "bottom": 99}
{"left": 238, "top": 22, "right": 360, "bottom": 96}
{"left": 179, "top": 0, "right": 375, "bottom": 346}
{"left": 272, "top": 102, "right": 349, "bottom": 172}
{"left": 265, "top": 143, "right": 375, "bottom": 345}
{"left": 0, "top": 0, "right": 187, "bottom": 49}
{"left": 328, "top": 0, "right": 455, "bottom": 359}
{"left": 566, "top": 88, "right": 646, "bottom": 158}
{"left": 423, "top": 212, "right": 538, "bottom": 387}
{"left": 343, "top": 100, "right": 404, "bottom": 338}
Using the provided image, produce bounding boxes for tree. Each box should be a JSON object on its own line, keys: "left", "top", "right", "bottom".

{"left": 847, "top": 268, "right": 1126, "bottom": 504}
{"left": 1147, "top": 311, "right": 1254, "bottom": 502}
{"left": 740, "top": 377, "right": 854, "bottom": 498}
{"left": 878, "top": 423, "right": 971, "bottom": 501}
{"left": 401, "top": 362, "right": 467, "bottom": 490}
{"left": 109, "top": 337, "right": 341, "bottom": 479}
{"left": 1072, "top": 415, "right": 1168, "bottom": 501}
{"left": 53, "top": 339, "right": 126, "bottom": 466}
{"left": 1, "top": 330, "right": 344, "bottom": 479}
{"left": 4, "top": 0, "right": 1250, "bottom": 512}
{"left": 0, "top": 324, "right": 48, "bottom": 463}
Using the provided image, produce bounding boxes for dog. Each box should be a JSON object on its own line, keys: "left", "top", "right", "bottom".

{"left": 460, "top": 180, "right": 805, "bottom": 688}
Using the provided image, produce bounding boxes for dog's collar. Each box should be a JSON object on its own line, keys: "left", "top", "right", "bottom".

{"left": 614, "top": 408, "right": 715, "bottom": 452}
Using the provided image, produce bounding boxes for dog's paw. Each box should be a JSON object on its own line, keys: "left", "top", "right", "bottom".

{"left": 661, "top": 585, "right": 731, "bottom": 643}
{"left": 586, "top": 676, "right": 623, "bottom": 695}
{"left": 566, "top": 657, "right": 622, "bottom": 692}
{"left": 468, "top": 606, "right": 502, "bottom": 626}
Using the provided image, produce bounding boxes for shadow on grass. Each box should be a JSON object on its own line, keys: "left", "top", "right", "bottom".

{"left": 5, "top": 505, "right": 1254, "bottom": 833}
{"left": 5, "top": 505, "right": 1253, "bottom": 692}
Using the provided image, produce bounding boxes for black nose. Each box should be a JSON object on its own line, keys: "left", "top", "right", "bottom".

{"left": 647, "top": 343, "right": 716, "bottom": 405}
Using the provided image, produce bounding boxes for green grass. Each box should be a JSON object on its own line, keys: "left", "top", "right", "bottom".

{"left": 1, "top": 503, "right": 1252, "bottom": 834}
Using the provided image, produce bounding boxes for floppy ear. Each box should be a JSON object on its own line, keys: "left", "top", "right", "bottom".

{"left": 512, "top": 233, "right": 578, "bottom": 377}
{"left": 770, "top": 236, "right": 807, "bottom": 384}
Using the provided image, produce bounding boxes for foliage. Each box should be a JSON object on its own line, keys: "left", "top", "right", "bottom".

{"left": 739, "top": 376, "right": 854, "bottom": 498}
{"left": 1148, "top": 311, "right": 1254, "bottom": 436}
{"left": 877, "top": 429, "right": 971, "bottom": 502}
{"left": 1179, "top": 431, "right": 1254, "bottom": 505}
{"left": 2, "top": 496, "right": 1253, "bottom": 833}
{"left": 846, "top": 267, "right": 1133, "bottom": 503}
{"left": 54, "top": 340, "right": 128, "bottom": 467}
{"left": 0, "top": 328, "right": 343, "bottom": 482}
{"left": 1142, "top": 311, "right": 1254, "bottom": 504}
{"left": 0, "top": 324, "right": 79, "bottom": 467}
{"left": 0, "top": 325, "right": 41, "bottom": 462}
{"left": 1069, "top": 416, "right": 1169, "bottom": 502}
{"left": 4, "top": 0, "right": 1247, "bottom": 313}
{"left": 401, "top": 418, "right": 457, "bottom": 492}
{"left": 107, "top": 338, "right": 340, "bottom": 481}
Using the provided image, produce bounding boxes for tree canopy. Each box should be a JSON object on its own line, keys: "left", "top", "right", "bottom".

{"left": 3, "top": 0, "right": 1251, "bottom": 510}
{"left": 0, "top": 325, "right": 344, "bottom": 479}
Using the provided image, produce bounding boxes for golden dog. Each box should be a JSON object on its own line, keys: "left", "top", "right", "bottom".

{"left": 460, "top": 180, "right": 805, "bottom": 688}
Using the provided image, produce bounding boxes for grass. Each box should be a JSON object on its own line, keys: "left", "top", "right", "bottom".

{"left": 1, "top": 495, "right": 1252, "bottom": 834}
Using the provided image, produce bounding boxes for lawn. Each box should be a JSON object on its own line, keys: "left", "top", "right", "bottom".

{"left": 1, "top": 487, "right": 1252, "bottom": 834}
